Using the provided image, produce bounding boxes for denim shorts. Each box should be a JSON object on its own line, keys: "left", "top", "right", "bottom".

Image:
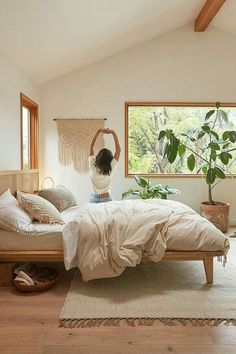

{"left": 90, "top": 193, "right": 112, "bottom": 203}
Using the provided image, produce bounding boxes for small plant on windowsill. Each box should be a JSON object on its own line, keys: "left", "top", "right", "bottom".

{"left": 122, "top": 175, "right": 181, "bottom": 200}
{"left": 159, "top": 102, "right": 236, "bottom": 233}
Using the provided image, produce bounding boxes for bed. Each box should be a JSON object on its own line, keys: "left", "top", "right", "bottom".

{"left": 0, "top": 170, "right": 229, "bottom": 286}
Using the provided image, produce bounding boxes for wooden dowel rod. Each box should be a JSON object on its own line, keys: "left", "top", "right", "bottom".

{"left": 53, "top": 118, "right": 107, "bottom": 121}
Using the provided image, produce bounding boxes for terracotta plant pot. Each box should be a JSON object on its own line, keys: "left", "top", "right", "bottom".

{"left": 200, "top": 201, "right": 230, "bottom": 233}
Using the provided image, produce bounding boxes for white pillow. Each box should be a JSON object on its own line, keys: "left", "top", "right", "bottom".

{"left": 0, "top": 189, "right": 33, "bottom": 233}
{"left": 17, "top": 190, "right": 64, "bottom": 225}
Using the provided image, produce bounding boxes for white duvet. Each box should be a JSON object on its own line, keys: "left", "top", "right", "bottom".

{"left": 62, "top": 199, "right": 230, "bottom": 281}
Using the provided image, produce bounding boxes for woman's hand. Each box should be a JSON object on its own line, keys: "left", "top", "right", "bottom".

{"left": 101, "top": 128, "right": 111, "bottom": 134}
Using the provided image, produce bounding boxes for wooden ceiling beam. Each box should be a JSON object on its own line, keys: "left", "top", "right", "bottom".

{"left": 194, "top": 0, "right": 226, "bottom": 32}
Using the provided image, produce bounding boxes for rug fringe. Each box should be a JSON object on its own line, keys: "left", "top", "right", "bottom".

{"left": 59, "top": 317, "right": 236, "bottom": 328}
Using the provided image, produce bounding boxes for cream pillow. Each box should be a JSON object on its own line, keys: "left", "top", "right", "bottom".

{"left": 17, "top": 190, "right": 64, "bottom": 225}
{"left": 0, "top": 189, "right": 33, "bottom": 233}
{"left": 38, "top": 186, "right": 77, "bottom": 212}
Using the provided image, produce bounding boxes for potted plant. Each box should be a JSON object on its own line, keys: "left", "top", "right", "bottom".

{"left": 122, "top": 175, "right": 181, "bottom": 200}
{"left": 159, "top": 102, "right": 236, "bottom": 232}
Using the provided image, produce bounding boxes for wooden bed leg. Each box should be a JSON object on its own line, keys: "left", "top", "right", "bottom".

{"left": 203, "top": 256, "right": 213, "bottom": 284}
{"left": 0, "top": 262, "right": 15, "bottom": 287}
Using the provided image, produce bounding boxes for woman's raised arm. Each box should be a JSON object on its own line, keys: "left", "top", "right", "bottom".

{"left": 110, "top": 129, "right": 121, "bottom": 161}
{"left": 89, "top": 129, "right": 102, "bottom": 156}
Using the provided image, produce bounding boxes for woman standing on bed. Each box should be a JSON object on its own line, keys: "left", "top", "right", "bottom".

{"left": 89, "top": 128, "right": 121, "bottom": 203}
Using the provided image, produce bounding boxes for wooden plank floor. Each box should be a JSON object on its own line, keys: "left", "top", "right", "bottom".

{"left": 0, "top": 237, "right": 236, "bottom": 354}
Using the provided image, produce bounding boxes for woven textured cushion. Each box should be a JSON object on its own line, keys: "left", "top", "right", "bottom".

{"left": 0, "top": 189, "right": 33, "bottom": 233}
{"left": 38, "top": 186, "right": 77, "bottom": 212}
{"left": 17, "top": 191, "right": 64, "bottom": 225}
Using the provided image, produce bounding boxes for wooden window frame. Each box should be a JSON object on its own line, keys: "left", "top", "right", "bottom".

{"left": 125, "top": 101, "right": 236, "bottom": 178}
{"left": 20, "top": 93, "right": 39, "bottom": 170}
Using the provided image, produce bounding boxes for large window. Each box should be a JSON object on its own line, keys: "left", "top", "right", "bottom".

{"left": 125, "top": 102, "right": 236, "bottom": 177}
{"left": 21, "top": 93, "right": 38, "bottom": 170}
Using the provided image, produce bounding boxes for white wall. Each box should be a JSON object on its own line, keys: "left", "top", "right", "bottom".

{"left": 40, "top": 26, "right": 236, "bottom": 223}
{"left": 0, "top": 50, "right": 39, "bottom": 170}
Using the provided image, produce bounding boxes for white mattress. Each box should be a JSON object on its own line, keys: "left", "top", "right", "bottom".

{"left": 0, "top": 206, "right": 82, "bottom": 251}
{"left": 0, "top": 229, "right": 63, "bottom": 251}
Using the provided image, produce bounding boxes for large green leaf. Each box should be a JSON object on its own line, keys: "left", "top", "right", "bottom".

{"left": 206, "top": 168, "right": 216, "bottom": 185}
{"left": 229, "top": 131, "right": 236, "bottom": 143}
{"left": 167, "top": 145, "right": 177, "bottom": 163}
{"left": 205, "top": 110, "right": 215, "bottom": 120}
{"left": 187, "top": 154, "right": 195, "bottom": 171}
{"left": 209, "top": 142, "right": 220, "bottom": 150}
{"left": 222, "top": 131, "right": 229, "bottom": 141}
{"left": 201, "top": 125, "right": 211, "bottom": 134}
{"left": 178, "top": 144, "right": 186, "bottom": 157}
{"left": 134, "top": 175, "right": 149, "bottom": 188}
{"left": 218, "top": 152, "right": 231, "bottom": 165}
{"left": 214, "top": 166, "right": 225, "bottom": 179}
{"left": 211, "top": 150, "right": 217, "bottom": 161}
{"left": 170, "top": 134, "right": 179, "bottom": 150}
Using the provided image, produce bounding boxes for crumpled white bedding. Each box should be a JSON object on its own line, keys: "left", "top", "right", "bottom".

{"left": 62, "top": 199, "right": 230, "bottom": 281}
{"left": 0, "top": 206, "right": 83, "bottom": 236}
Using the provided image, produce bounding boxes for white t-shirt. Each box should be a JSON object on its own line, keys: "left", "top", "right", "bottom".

{"left": 89, "top": 156, "right": 118, "bottom": 194}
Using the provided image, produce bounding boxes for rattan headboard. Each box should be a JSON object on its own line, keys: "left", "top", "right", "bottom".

{"left": 0, "top": 170, "right": 39, "bottom": 195}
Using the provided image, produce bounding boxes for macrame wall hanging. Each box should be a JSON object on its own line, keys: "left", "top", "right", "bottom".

{"left": 55, "top": 118, "right": 105, "bottom": 173}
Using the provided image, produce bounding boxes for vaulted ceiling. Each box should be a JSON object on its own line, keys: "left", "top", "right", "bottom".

{"left": 0, "top": 0, "right": 233, "bottom": 85}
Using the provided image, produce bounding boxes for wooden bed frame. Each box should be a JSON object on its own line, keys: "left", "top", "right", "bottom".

{"left": 0, "top": 249, "right": 224, "bottom": 286}
{"left": 0, "top": 170, "right": 225, "bottom": 286}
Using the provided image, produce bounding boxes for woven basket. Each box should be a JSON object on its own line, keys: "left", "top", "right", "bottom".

{"left": 14, "top": 267, "right": 58, "bottom": 292}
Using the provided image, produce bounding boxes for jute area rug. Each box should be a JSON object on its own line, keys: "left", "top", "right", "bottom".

{"left": 60, "top": 261, "right": 236, "bottom": 328}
